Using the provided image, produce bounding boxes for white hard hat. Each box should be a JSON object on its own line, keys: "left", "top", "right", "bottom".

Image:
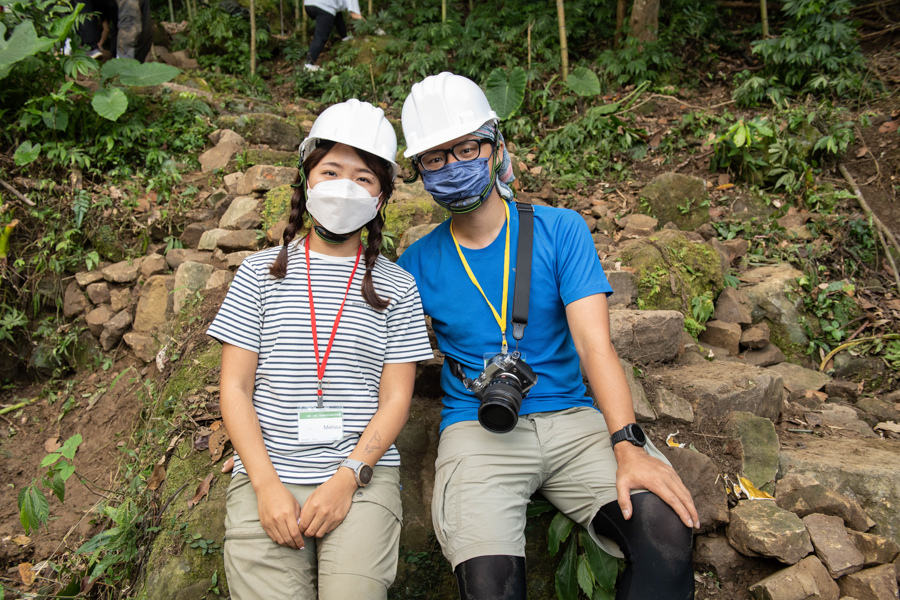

{"left": 299, "top": 99, "right": 399, "bottom": 179}
{"left": 401, "top": 72, "right": 499, "bottom": 158}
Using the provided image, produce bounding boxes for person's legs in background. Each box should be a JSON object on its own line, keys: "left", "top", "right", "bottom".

{"left": 305, "top": 5, "right": 335, "bottom": 68}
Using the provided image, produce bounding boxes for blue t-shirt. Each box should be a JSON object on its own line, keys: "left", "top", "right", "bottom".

{"left": 398, "top": 202, "right": 613, "bottom": 432}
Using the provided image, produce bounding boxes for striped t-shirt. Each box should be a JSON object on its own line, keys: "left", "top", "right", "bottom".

{"left": 207, "top": 242, "right": 433, "bottom": 485}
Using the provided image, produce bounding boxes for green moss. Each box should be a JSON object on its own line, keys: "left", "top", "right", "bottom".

{"left": 262, "top": 184, "right": 294, "bottom": 231}
{"left": 162, "top": 343, "right": 220, "bottom": 404}
{"left": 384, "top": 200, "right": 447, "bottom": 240}
{"left": 618, "top": 230, "right": 723, "bottom": 312}
{"left": 173, "top": 73, "right": 213, "bottom": 94}
{"left": 243, "top": 149, "right": 297, "bottom": 168}
{"left": 90, "top": 224, "right": 126, "bottom": 262}
{"left": 765, "top": 318, "right": 808, "bottom": 364}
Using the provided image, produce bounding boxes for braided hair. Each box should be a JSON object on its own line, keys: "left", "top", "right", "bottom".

{"left": 268, "top": 140, "right": 394, "bottom": 310}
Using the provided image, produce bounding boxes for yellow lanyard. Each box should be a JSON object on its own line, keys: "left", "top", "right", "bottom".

{"left": 450, "top": 201, "right": 511, "bottom": 354}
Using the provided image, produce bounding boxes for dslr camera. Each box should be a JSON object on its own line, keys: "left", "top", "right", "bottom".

{"left": 468, "top": 351, "right": 538, "bottom": 434}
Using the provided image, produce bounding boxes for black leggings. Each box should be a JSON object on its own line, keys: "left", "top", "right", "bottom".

{"left": 453, "top": 493, "right": 694, "bottom": 600}
{"left": 305, "top": 5, "right": 346, "bottom": 64}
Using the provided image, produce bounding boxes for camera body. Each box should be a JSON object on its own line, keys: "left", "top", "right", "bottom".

{"left": 470, "top": 351, "right": 538, "bottom": 433}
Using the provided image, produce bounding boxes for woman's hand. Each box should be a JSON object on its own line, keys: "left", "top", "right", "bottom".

{"left": 297, "top": 467, "right": 358, "bottom": 538}
{"left": 256, "top": 480, "right": 305, "bottom": 549}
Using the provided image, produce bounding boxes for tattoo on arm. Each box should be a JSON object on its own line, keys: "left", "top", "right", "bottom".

{"left": 364, "top": 431, "right": 382, "bottom": 455}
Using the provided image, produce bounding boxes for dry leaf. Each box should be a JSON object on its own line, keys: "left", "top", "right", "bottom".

{"left": 856, "top": 147, "right": 868, "bottom": 158}
{"left": 885, "top": 299, "right": 900, "bottom": 310}
{"left": 19, "top": 562, "right": 35, "bottom": 585}
{"left": 194, "top": 435, "right": 210, "bottom": 452}
{"left": 210, "top": 420, "right": 222, "bottom": 432}
{"left": 715, "top": 183, "right": 734, "bottom": 190}
{"left": 187, "top": 473, "right": 215, "bottom": 508}
{"left": 738, "top": 476, "right": 775, "bottom": 500}
{"left": 208, "top": 427, "right": 230, "bottom": 462}
{"left": 648, "top": 131, "right": 664, "bottom": 149}
{"left": 12, "top": 535, "right": 31, "bottom": 546}
{"left": 878, "top": 120, "right": 899, "bottom": 133}
{"left": 147, "top": 464, "right": 167, "bottom": 491}
{"left": 44, "top": 437, "right": 60, "bottom": 453}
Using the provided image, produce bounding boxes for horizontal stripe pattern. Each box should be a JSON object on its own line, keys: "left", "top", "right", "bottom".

{"left": 208, "top": 243, "right": 433, "bottom": 484}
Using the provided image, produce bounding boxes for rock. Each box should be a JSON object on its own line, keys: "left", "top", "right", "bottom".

{"left": 855, "top": 398, "right": 900, "bottom": 428}
{"left": 63, "top": 281, "right": 89, "bottom": 318}
{"left": 242, "top": 148, "right": 297, "bottom": 167}
{"left": 745, "top": 343, "right": 787, "bottom": 367}
{"left": 75, "top": 270, "right": 104, "bottom": 287}
{"left": 209, "top": 129, "right": 245, "bottom": 147}
{"left": 728, "top": 500, "right": 813, "bottom": 564}
{"left": 217, "top": 230, "right": 260, "bottom": 252}
{"left": 640, "top": 173, "right": 710, "bottom": 231}
{"left": 234, "top": 210, "right": 262, "bottom": 230}
{"left": 223, "top": 171, "right": 243, "bottom": 195}
{"left": 235, "top": 165, "right": 299, "bottom": 196}
{"left": 225, "top": 251, "right": 255, "bottom": 270}
{"left": 824, "top": 380, "right": 859, "bottom": 403}
{"left": 695, "top": 535, "right": 766, "bottom": 580}
{"left": 791, "top": 390, "right": 828, "bottom": 408}
{"left": 779, "top": 438, "right": 900, "bottom": 546}
{"left": 199, "top": 140, "right": 241, "bottom": 173}
{"left": 86, "top": 282, "right": 111, "bottom": 305}
{"left": 133, "top": 275, "right": 175, "bottom": 333}
{"left": 778, "top": 484, "right": 871, "bottom": 532}
{"left": 595, "top": 216, "right": 616, "bottom": 235}
{"left": 28, "top": 340, "right": 66, "bottom": 377}
{"left": 165, "top": 249, "right": 213, "bottom": 270}
{"left": 742, "top": 265, "right": 809, "bottom": 348}
{"left": 162, "top": 49, "right": 198, "bottom": 69}
{"left": 654, "top": 361, "right": 784, "bottom": 421}
{"left": 198, "top": 229, "right": 233, "bottom": 251}
{"left": 837, "top": 564, "right": 899, "bottom": 600}
{"left": 65, "top": 330, "right": 102, "bottom": 371}
{"left": 619, "top": 359, "right": 656, "bottom": 421}
{"left": 205, "top": 269, "right": 234, "bottom": 290}
{"left": 85, "top": 305, "right": 115, "bottom": 337}
{"left": 749, "top": 556, "right": 839, "bottom": 600}
{"left": 180, "top": 223, "right": 215, "bottom": 249}
{"left": 123, "top": 331, "right": 160, "bottom": 363}
{"left": 846, "top": 530, "right": 900, "bottom": 567}
{"left": 777, "top": 473, "right": 821, "bottom": 499}
{"left": 219, "top": 197, "right": 261, "bottom": 230}
{"left": 814, "top": 405, "right": 876, "bottom": 437}
{"left": 726, "top": 411, "right": 780, "bottom": 493}
{"left": 102, "top": 258, "right": 142, "bottom": 284}
{"left": 140, "top": 253, "right": 168, "bottom": 278}
{"left": 100, "top": 309, "right": 132, "bottom": 351}
{"left": 267, "top": 221, "right": 287, "bottom": 245}
{"left": 261, "top": 184, "right": 294, "bottom": 231}
{"left": 173, "top": 262, "right": 215, "bottom": 314}
{"left": 110, "top": 287, "right": 133, "bottom": 313}
{"left": 833, "top": 354, "right": 887, "bottom": 381}
{"left": 398, "top": 223, "right": 440, "bottom": 256}
{"left": 605, "top": 269, "right": 638, "bottom": 307}
{"left": 659, "top": 447, "right": 728, "bottom": 533}
{"left": 803, "top": 513, "right": 865, "bottom": 578}
{"left": 769, "top": 363, "right": 832, "bottom": 394}
{"left": 217, "top": 113, "right": 302, "bottom": 151}
{"left": 743, "top": 323, "right": 771, "bottom": 350}
{"left": 608, "top": 310, "right": 684, "bottom": 363}
{"left": 700, "top": 320, "right": 742, "bottom": 356}
{"left": 619, "top": 213, "right": 658, "bottom": 237}
{"left": 652, "top": 388, "right": 694, "bottom": 423}
{"left": 709, "top": 237, "right": 750, "bottom": 268}
{"left": 714, "top": 287, "right": 754, "bottom": 325}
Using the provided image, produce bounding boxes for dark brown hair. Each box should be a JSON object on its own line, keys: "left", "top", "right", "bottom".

{"left": 269, "top": 140, "right": 394, "bottom": 311}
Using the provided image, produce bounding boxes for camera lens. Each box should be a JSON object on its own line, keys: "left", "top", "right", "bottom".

{"left": 477, "top": 373, "right": 524, "bottom": 433}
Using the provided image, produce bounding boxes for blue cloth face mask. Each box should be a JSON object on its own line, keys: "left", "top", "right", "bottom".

{"left": 420, "top": 158, "right": 496, "bottom": 213}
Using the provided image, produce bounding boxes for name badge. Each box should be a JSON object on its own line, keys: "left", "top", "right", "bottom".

{"left": 297, "top": 406, "right": 344, "bottom": 444}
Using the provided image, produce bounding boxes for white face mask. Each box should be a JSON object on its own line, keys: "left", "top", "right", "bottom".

{"left": 306, "top": 179, "right": 381, "bottom": 235}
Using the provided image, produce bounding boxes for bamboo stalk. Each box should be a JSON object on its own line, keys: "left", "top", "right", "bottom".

{"left": 527, "top": 21, "right": 533, "bottom": 71}
{"left": 615, "top": 0, "right": 626, "bottom": 47}
{"left": 760, "top": 0, "right": 769, "bottom": 37}
{"left": 295, "top": 0, "right": 300, "bottom": 33}
{"left": 302, "top": 3, "right": 308, "bottom": 44}
{"left": 442, "top": 0, "right": 446, "bottom": 23}
{"left": 0, "top": 398, "right": 35, "bottom": 416}
{"left": 556, "top": 0, "right": 568, "bottom": 82}
{"left": 819, "top": 334, "right": 900, "bottom": 372}
{"left": 250, "top": 0, "right": 257, "bottom": 75}
{"left": 168, "top": 0, "right": 175, "bottom": 23}
{"left": 369, "top": 0, "right": 373, "bottom": 16}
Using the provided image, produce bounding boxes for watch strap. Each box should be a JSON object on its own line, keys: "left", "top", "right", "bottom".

{"left": 340, "top": 459, "right": 368, "bottom": 486}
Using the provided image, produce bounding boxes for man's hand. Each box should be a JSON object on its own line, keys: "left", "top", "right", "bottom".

{"left": 349, "top": 11, "right": 364, "bottom": 19}
{"left": 297, "top": 467, "right": 358, "bottom": 538}
{"left": 256, "top": 480, "right": 305, "bottom": 549}
{"left": 614, "top": 443, "right": 699, "bottom": 529}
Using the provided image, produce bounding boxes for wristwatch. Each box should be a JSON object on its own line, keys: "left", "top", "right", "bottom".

{"left": 610, "top": 423, "right": 647, "bottom": 448}
{"left": 340, "top": 459, "right": 373, "bottom": 487}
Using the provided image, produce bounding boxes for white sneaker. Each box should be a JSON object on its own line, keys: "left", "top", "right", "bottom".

{"left": 304, "top": 63, "right": 321, "bottom": 72}
{"left": 341, "top": 34, "right": 353, "bottom": 42}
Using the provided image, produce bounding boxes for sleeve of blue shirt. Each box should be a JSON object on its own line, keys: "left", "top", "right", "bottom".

{"left": 553, "top": 208, "right": 613, "bottom": 305}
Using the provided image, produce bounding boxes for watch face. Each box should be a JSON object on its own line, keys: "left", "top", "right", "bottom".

{"left": 629, "top": 424, "right": 646, "bottom": 445}
{"left": 359, "top": 464, "right": 374, "bottom": 485}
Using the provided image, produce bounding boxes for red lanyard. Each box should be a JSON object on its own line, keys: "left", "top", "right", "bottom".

{"left": 304, "top": 235, "right": 363, "bottom": 407}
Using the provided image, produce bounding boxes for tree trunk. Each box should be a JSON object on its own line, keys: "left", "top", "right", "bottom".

{"left": 760, "top": 0, "right": 769, "bottom": 37}
{"left": 250, "top": 0, "right": 256, "bottom": 75}
{"left": 302, "top": 1, "right": 308, "bottom": 44}
{"left": 556, "top": 0, "right": 568, "bottom": 81}
{"left": 615, "top": 0, "right": 626, "bottom": 46}
{"left": 369, "top": 0, "right": 373, "bottom": 15}
{"left": 168, "top": 0, "right": 174, "bottom": 23}
{"left": 442, "top": 0, "right": 446, "bottom": 22}
{"left": 629, "top": 0, "right": 660, "bottom": 43}
{"left": 294, "top": 0, "right": 300, "bottom": 33}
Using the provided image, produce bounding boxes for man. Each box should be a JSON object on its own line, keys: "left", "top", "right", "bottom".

{"left": 115, "top": 0, "right": 151, "bottom": 62}
{"left": 397, "top": 72, "right": 698, "bottom": 600}
{"left": 302, "top": 0, "right": 364, "bottom": 71}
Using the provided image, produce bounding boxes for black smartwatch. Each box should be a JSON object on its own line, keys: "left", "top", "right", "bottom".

{"left": 610, "top": 423, "right": 647, "bottom": 448}
{"left": 340, "top": 459, "right": 373, "bottom": 487}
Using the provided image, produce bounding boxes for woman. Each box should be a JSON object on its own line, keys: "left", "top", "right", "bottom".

{"left": 303, "top": 0, "right": 364, "bottom": 71}
{"left": 208, "top": 99, "right": 433, "bottom": 599}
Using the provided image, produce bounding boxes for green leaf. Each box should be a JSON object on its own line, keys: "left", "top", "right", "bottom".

{"left": 57, "top": 461, "right": 76, "bottom": 483}
{"left": 0, "top": 21, "right": 45, "bottom": 79}
{"left": 102, "top": 58, "right": 180, "bottom": 86}
{"left": 40, "top": 453, "right": 61, "bottom": 467}
{"left": 566, "top": 67, "right": 602, "bottom": 97}
{"left": 18, "top": 484, "right": 49, "bottom": 535}
{"left": 526, "top": 499, "right": 555, "bottom": 518}
{"left": 580, "top": 529, "right": 619, "bottom": 590}
{"left": 76, "top": 526, "right": 122, "bottom": 555}
{"left": 577, "top": 555, "right": 595, "bottom": 596}
{"left": 13, "top": 141, "right": 41, "bottom": 166}
{"left": 592, "top": 585, "right": 616, "bottom": 600}
{"left": 592, "top": 102, "right": 620, "bottom": 116}
{"left": 548, "top": 511, "right": 575, "bottom": 555}
{"left": 49, "top": 471, "right": 66, "bottom": 503}
{"left": 554, "top": 538, "right": 579, "bottom": 600}
{"left": 42, "top": 106, "right": 69, "bottom": 131}
{"left": 484, "top": 66, "right": 527, "bottom": 120}
{"left": 60, "top": 434, "right": 83, "bottom": 460}
{"left": 91, "top": 87, "right": 128, "bottom": 121}
{"left": 733, "top": 123, "right": 747, "bottom": 148}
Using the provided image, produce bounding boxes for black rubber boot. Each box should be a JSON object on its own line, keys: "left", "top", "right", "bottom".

{"left": 454, "top": 554, "right": 527, "bottom": 600}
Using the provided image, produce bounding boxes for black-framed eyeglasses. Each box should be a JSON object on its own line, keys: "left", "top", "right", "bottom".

{"left": 417, "top": 138, "right": 495, "bottom": 172}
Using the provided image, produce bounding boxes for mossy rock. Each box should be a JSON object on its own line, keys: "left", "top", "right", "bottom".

{"left": 347, "top": 35, "right": 395, "bottom": 76}
{"left": 90, "top": 223, "right": 126, "bottom": 262}
{"left": 262, "top": 184, "right": 294, "bottom": 232}
{"left": 384, "top": 181, "right": 448, "bottom": 239}
{"left": 243, "top": 149, "right": 298, "bottom": 169}
{"left": 163, "top": 343, "right": 221, "bottom": 404}
{"left": 617, "top": 229, "right": 723, "bottom": 312}
{"left": 640, "top": 173, "right": 710, "bottom": 231}
{"left": 217, "top": 113, "right": 302, "bottom": 152}
{"left": 173, "top": 73, "right": 213, "bottom": 94}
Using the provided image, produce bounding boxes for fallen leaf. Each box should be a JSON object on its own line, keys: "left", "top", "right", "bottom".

{"left": 739, "top": 476, "right": 774, "bottom": 500}
{"left": 715, "top": 183, "right": 734, "bottom": 190}
{"left": 648, "top": 131, "right": 664, "bottom": 149}
{"left": 858, "top": 298, "right": 877, "bottom": 310}
{"left": 187, "top": 473, "right": 215, "bottom": 508}
{"left": 885, "top": 299, "right": 900, "bottom": 310}
{"left": 194, "top": 435, "right": 210, "bottom": 451}
{"left": 878, "top": 120, "right": 899, "bottom": 133}
{"left": 208, "top": 427, "right": 230, "bottom": 462}
{"left": 12, "top": 535, "right": 31, "bottom": 546}
{"left": 44, "top": 437, "right": 60, "bottom": 453}
{"left": 856, "top": 147, "right": 868, "bottom": 158}
{"left": 147, "top": 464, "right": 166, "bottom": 491}
{"left": 210, "top": 420, "right": 222, "bottom": 432}
{"left": 19, "top": 562, "right": 35, "bottom": 585}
